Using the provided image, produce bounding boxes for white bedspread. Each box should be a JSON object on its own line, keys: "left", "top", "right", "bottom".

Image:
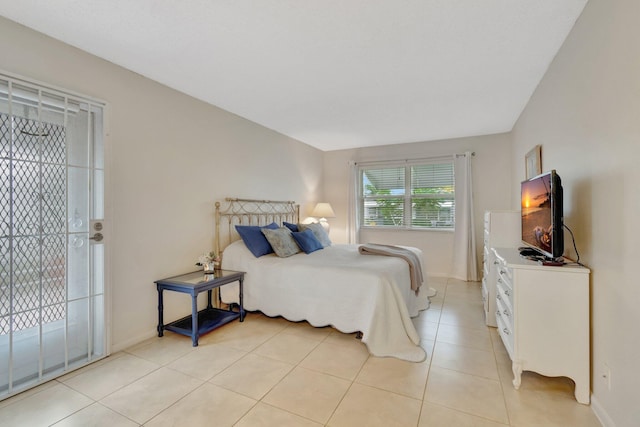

{"left": 219, "top": 240, "right": 431, "bottom": 362}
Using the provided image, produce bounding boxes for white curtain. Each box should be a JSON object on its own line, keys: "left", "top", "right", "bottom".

{"left": 451, "top": 152, "right": 479, "bottom": 281}
{"left": 347, "top": 161, "right": 359, "bottom": 244}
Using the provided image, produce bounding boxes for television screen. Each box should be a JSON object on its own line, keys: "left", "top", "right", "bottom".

{"left": 521, "top": 170, "right": 563, "bottom": 259}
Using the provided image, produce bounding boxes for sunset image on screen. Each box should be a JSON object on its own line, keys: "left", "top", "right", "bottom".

{"left": 521, "top": 174, "right": 552, "bottom": 253}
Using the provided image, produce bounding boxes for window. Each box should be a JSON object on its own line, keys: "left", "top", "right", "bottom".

{"left": 359, "top": 161, "right": 455, "bottom": 230}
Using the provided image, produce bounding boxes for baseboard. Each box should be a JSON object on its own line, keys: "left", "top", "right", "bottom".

{"left": 591, "top": 395, "right": 616, "bottom": 427}
{"left": 110, "top": 329, "right": 158, "bottom": 354}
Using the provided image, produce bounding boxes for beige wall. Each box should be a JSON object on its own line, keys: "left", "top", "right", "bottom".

{"left": 0, "top": 17, "right": 325, "bottom": 351}
{"left": 510, "top": 1, "right": 639, "bottom": 425}
{"left": 324, "top": 134, "right": 513, "bottom": 277}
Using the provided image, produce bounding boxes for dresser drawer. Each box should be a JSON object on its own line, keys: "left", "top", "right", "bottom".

{"left": 496, "top": 264, "right": 513, "bottom": 289}
{"left": 496, "top": 278, "right": 513, "bottom": 314}
{"left": 496, "top": 292, "right": 513, "bottom": 331}
{"left": 496, "top": 267, "right": 513, "bottom": 305}
{"left": 496, "top": 303, "right": 514, "bottom": 360}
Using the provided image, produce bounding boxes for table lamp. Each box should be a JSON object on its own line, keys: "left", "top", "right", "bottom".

{"left": 311, "top": 202, "right": 335, "bottom": 232}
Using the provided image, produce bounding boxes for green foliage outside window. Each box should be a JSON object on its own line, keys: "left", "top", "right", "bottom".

{"left": 361, "top": 163, "right": 455, "bottom": 229}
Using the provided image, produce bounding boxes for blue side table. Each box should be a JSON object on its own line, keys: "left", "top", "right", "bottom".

{"left": 155, "top": 269, "right": 245, "bottom": 346}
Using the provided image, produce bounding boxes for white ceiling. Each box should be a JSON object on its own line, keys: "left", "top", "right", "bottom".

{"left": 0, "top": 0, "right": 587, "bottom": 151}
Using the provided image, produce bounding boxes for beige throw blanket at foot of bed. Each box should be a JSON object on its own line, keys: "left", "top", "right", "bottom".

{"left": 359, "top": 243, "right": 425, "bottom": 294}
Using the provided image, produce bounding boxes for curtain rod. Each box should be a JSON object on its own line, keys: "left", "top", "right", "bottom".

{"left": 353, "top": 151, "right": 475, "bottom": 166}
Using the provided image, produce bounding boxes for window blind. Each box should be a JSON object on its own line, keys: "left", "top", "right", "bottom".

{"left": 359, "top": 161, "right": 455, "bottom": 229}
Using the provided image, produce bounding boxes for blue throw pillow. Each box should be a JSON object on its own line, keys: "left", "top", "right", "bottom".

{"left": 291, "top": 228, "right": 323, "bottom": 254}
{"left": 235, "top": 222, "right": 279, "bottom": 257}
{"left": 283, "top": 221, "right": 299, "bottom": 232}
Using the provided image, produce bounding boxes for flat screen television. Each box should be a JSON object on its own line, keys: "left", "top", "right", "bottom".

{"left": 520, "top": 170, "right": 564, "bottom": 260}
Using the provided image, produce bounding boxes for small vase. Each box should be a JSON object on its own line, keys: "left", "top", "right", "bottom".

{"left": 202, "top": 262, "right": 216, "bottom": 274}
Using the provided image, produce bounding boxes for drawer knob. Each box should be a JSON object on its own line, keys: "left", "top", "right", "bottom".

{"left": 503, "top": 310, "right": 510, "bottom": 317}
{"left": 504, "top": 289, "right": 511, "bottom": 296}
{"left": 503, "top": 328, "right": 510, "bottom": 335}
{"left": 497, "top": 294, "right": 502, "bottom": 300}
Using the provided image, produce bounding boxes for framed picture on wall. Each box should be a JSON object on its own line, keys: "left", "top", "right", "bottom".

{"left": 525, "top": 145, "right": 542, "bottom": 179}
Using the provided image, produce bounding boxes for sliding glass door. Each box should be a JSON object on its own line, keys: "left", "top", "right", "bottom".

{"left": 0, "top": 74, "right": 107, "bottom": 399}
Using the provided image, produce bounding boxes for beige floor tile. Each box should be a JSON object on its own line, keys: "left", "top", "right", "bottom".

{"left": 427, "top": 276, "right": 448, "bottom": 290}
{"left": 492, "top": 341, "right": 563, "bottom": 401}
{"left": 235, "top": 402, "right": 323, "bottom": 427}
{"left": 417, "top": 307, "right": 442, "bottom": 324}
{"left": 99, "top": 367, "right": 202, "bottom": 424}
{"left": 431, "top": 341, "right": 499, "bottom": 380}
{"left": 198, "top": 315, "right": 286, "bottom": 351}
{"left": 436, "top": 323, "right": 493, "bottom": 351}
{"left": 442, "top": 295, "right": 485, "bottom": 310}
{"left": 61, "top": 353, "right": 159, "bottom": 400}
{"left": 51, "top": 402, "right": 138, "bottom": 427}
{"left": 496, "top": 362, "right": 577, "bottom": 397}
{"left": 244, "top": 311, "right": 292, "bottom": 328}
{"left": 166, "top": 342, "right": 246, "bottom": 380}
{"left": 210, "top": 353, "right": 294, "bottom": 400}
{"left": 0, "top": 275, "right": 606, "bottom": 427}
{"left": 125, "top": 334, "right": 195, "bottom": 365}
{"left": 502, "top": 386, "right": 601, "bottom": 427}
{"left": 0, "top": 380, "right": 58, "bottom": 409}
{"left": 323, "top": 330, "right": 367, "bottom": 349}
{"left": 447, "top": 278, "right": 475, "bottom": 286}
{"left": 328, "top": 382, "right": 422, "bottom": 427}
{"left": 254, "top": 331, "right": 320, "bottom": 364}
{"left": 419, "top": 401, "right": 508, "bottom": 427}
{"left": 263, "top": 366, "right": 350, "bottom": 424}
{"left": 496, "top": 356, "right": 516, "bottom": 386}
{"left": 300, "top": 340, "right": 369, "bottom": 380}
{"left": 356, "top": 355, "right": 429, "bottom": 399}
{"left": 413, "top": 317, "right": 440, "bottom": 341}
{"left": 439, "top": 303, "right": 487, "bottom": 330}
{"left": 281, "top": 320, "right": 334, "bottom": 341}
{"left": 444, "top": 281, "right": 483, "bottom": 303}
{"left": 56, "top": 352, "right": 127, "bottom": 382}
{"left": 145, "top": 383, "right": 256, "bottom": 427}
{"left": 0, "top": 383, "right": 92, "bottom": 427}
{"left": 424, "top": 366, "right": 508, "bottom": 424}
{"left": 420, "top": 338, "right": 436, "bottom": 358}
{"left": 427, "top": 294, "right": 445, "bottom": 310}
{"left": 489, "top": 328, "right": 510, "bottom": 357}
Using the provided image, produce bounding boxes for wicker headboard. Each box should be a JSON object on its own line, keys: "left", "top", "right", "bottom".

{"left": 215, "top": 198, "right": 300, "bottom": 255}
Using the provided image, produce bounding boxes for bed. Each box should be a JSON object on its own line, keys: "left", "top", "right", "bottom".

{"left": 215, "top": 198, "right": 432, "bottom": 362}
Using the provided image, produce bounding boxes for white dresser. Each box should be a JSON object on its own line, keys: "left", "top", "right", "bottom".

{"left": 493, "top": 247, "right": 591, "bottom": 404}
{"left": 482, "top": 211, "right": 520, "bottom": 327}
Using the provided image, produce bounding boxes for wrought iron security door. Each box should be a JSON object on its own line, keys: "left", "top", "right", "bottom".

{"left": 0, "top": 75, "right": 107, "bottom": 399}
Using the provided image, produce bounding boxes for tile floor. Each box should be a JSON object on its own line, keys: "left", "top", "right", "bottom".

{"left": 0, "top": 277, "right": 602, "bottom": 426}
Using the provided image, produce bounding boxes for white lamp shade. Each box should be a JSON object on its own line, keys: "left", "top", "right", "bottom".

{"left": 311, "top": 202, "right": 336, "bottom": 218}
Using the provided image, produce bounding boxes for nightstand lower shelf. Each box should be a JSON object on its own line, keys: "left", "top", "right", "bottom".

{"left": 164, "top": 307, "right": 240, "bottom": 338}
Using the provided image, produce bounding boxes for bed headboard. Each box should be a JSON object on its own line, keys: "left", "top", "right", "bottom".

{"left": 215, "top": 198, "right": 300, "bottom": 255}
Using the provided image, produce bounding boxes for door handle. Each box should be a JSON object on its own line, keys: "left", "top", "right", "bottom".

{"left": 89, "top": 233, "right": 103, "bottom": 242}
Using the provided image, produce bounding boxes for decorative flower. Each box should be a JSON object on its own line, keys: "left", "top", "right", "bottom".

{"left": 196, "top": 251, "right": 221, "bottom": 266}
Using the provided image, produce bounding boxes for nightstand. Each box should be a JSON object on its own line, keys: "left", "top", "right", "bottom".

{"left": 155, "top": 269, "right": 245, "bottom": 346}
